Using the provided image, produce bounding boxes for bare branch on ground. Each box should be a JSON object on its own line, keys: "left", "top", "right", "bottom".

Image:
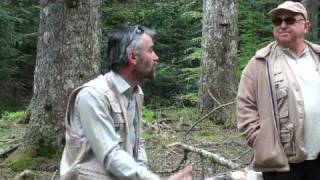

{"left": 0, "top": 144, "right": 20, "bottom": 158}
{"left": 167, "top": 142, "right": 240, "bottom": 169}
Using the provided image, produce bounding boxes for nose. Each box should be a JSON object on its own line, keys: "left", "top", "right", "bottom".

{"left": 153, "top": 52, "right": 159, "bottom": 62}
{"left": 280, "top": 20, "right": 288, "bottom": 28}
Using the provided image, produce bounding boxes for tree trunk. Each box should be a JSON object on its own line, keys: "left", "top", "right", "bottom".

{"left": 301, "top": 0, "right": 318, "bottom": 42}
{"left": 6, "top": 0, "right": 101, "bottom": 170}
{"left": 198, "top": 0, "right": 237, "bottom": 123}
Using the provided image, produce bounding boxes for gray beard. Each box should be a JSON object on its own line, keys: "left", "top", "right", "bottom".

{"left": 132, "top": 66, "right": 156, "bottom": 81}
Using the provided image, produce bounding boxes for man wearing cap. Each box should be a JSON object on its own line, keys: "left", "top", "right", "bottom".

{"left": 237, "top": 1, "right": 320, "bottom": 179}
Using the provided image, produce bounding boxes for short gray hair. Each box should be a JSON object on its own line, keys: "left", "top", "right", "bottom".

{"left": 106, "top": 25, "right": 156, "bottom": 72}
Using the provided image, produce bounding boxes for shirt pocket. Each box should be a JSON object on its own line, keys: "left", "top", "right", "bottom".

{"left": 280, "top": 127, "right": 295, "bottom": 155}
{"left": 109, "top": 101, "right": 126, "bottom": 147}
{"left": 273, "top": 72, "right": 289, "bottom": 118}
{"left": 273, "top": 71, "right": 295, "bottom": 155}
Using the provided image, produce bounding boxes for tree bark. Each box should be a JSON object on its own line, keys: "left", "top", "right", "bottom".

{"left": 301, "top": 0, "right": 318, "bottom": 42}
{"left": 198, "top": 0, "right": 237, "bottom": 123}
{"left": 6, "top": 0, "right": 101, "bottom": 169}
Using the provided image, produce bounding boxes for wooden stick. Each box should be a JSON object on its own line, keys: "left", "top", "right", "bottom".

{"left": 51, "top": 169, "right": 58, "bottom": 180}
{"left": 167, "top": 142, "right": 240, "bottom": 169}
{"left": 0, "top": 144, "right": 19, "bottom": 158}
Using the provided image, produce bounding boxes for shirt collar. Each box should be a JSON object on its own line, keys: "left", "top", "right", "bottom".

{"left": 110, "top": 71, "right": 143, "bottom": 95}
{"left": 282, "top": 46, "right": 309, "bottom": 60}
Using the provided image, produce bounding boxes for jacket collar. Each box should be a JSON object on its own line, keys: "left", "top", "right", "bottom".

{"left": 254, "top": 40, "right": 320, "bottom": 61}
{"left": 305, "top": 40, "right": 320, "bottom": 54}
{"left": 254, "top": 42, "right": 277, "bottom": 60}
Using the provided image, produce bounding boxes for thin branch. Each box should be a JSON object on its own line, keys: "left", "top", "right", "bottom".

{"left": 167, "top": 142, "right": 240, "bottom": 169}
{"left": 172, "top": 150, "right": 188, "bottom": 173}
{"left": 207, "top": 90, "right": 231, "bottom": 119}
{"left": 186, "top": 101, "right": 237, "bottom": 135}
{"left": 0, "top": 138, "right": 21, "bottom": 144}
{"left": 0, "top": 144, "right": 20, "bottom": 158}
{"left": 51, "top": 169, "right": 58, "bottom": 180}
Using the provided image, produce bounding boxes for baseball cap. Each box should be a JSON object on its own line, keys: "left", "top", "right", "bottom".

{"left": 268, "top": 1, "right": 307, "bottom": 20}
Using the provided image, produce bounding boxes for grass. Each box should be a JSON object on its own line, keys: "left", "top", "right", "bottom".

{"left": 0, "top": 111, "right": 26, "bottom": 153}
{"left": 0, "top": 106, "right": 250, "bottom": 178}
{"left": 143, "top": 107, "right": 250, "bottom": 179}
{"left": 0, "top": 110, "right": 27, "bottom": 128}
{"left": 0, "top": 111, "right": 27, "bottom": 123}
{"left": 142, "top": 106, "right": 155, "bottom": 123}
{"left": 0, "top": 99, "right": 28, "bottom": 115}
{"left": 161, "top": 107, "right": 199, "bottom": 120}
{"left": 0, "top": 127, "right": 11, "bottom": 149}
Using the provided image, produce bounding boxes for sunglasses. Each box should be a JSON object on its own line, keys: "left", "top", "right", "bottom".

{"left": 127, "top": 25, "right": 144, "bottom": 47}
{"left": 272, "top": 17, "right": 305, "bottom": 26}
{"left": 123, "top": 25, "right": 144, "bottom": 56}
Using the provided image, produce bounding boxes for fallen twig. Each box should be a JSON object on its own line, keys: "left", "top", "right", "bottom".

{"left": 0, "top": 139, "right": 21, "bottom": 145}
{"left": 167, "top": 142, "right": 240, "bottom": 169}
{"left": 0, "top": 144, "right": 20, "bottom": 158}
{"left": 185, "top": 101, "right": 237, "bottom": 135}
{"left": 51, "top": 169, "right": 58, "bottom": 180}
{"left": 173, "top": 150, "right": 188, "bottom": 173}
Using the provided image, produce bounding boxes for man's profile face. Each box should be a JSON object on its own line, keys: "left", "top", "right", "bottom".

{"left": 272, "top": 10, "right": 309, "bottom": 48}
{"left": 133, "top": 33, "right": 159, "bottom": 80}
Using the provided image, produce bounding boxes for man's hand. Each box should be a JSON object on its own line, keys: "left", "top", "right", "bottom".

{"left": 168, "top": 166, "right": 192, "bottom": 180}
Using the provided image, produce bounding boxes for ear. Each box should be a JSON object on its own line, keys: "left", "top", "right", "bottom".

{"left": 304, "top": 20, "right": 310, "bottom": 34}
{"left": 128, "top": 51, "right": 137, "bottom": 65}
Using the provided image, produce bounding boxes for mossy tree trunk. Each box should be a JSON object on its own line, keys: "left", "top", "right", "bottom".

{"left": 198, "top": 0, "right": 237, "bottom": 123}
{"left": 5, "top": 0, "right": 102, "bottom": 171}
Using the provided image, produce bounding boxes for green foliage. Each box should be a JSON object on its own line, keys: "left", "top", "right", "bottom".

{"left": 158, "top": 107, "right": 199, "bottom": 122}
{"left": 142, "top": 106, "right": 155, "bottom": 124}
{"left": 2, "top": 0, "right": 318, "bottom": 111}
{"left": 102, "top": 0, "right": 202, "bottom": 107}
{"left": 181, "top": 11, "right": 202, "bottom": 21}
{"left": 0, "top": 0, "right": 39, "bottom": 104}
{"left": 37, "top": 138, "right": 58, "bottom": 158}
{"left": 4, "top": 142, "right": 58, "bottom": 171}
{"left": 0, "top": 1, "right": 21, "bottom": 90}
{"left": 5, "top": 150, "right": 34, "bottom": 171}
{"left": 237, "top": 0, "right": 279, "bottom": 74}
{"left": 0, "top": 127, "right": 11, "bottom": 144}
{"left": 0, "top": 111, "right": 26, "bottom": 124}
{"left": 0, "top": 110, "right": 27, "bottom": 129}
{"left": 0, "top": 97, "right": 28, "bottom": 115}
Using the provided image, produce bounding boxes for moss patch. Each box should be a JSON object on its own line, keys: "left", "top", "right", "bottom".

{"left": 3, "top": 140, "right": 59, "bottom": 172}
{"left": 0, "top": 111, "right": 27, "bottom": 124}
{"left": 37, "top": 138, "right": 58, "bottom": 158}
{"left": 4, "top": 148, "right": 35, "bottom": 171}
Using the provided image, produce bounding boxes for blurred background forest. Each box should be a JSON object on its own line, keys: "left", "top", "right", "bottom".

{"left": 1, "top": 0, "right": 308, "bottom": 112}
{"left": 0, "top": 0, "right": 319, "bottom": 179}
{"left": 0, "top": 0, "right": 319, "bottom": 112}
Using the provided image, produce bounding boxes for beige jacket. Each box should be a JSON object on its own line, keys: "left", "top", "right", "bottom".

{"left": 237, "top": 41, "right": 320, "bottom": 172}
{"left": 60, "top": 73, "right": 145, "bottom": 179}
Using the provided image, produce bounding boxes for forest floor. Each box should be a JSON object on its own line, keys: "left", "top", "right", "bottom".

{"left": 0, "top": 107, "right": 252, "bottom": 180}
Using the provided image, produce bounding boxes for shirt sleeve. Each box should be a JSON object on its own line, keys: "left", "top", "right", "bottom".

{"left": 136, "top": 138, "right": 148, "bottom": 168}
{"left": 75, "top": 87, "right": 160, "bottom": 180}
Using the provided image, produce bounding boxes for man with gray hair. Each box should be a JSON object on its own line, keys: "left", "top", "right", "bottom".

{"left": 237, "top": 1, "right": 320, "bottom": 179}
{"left": 60, "top": 25, "right": 192, "bottom": 180}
